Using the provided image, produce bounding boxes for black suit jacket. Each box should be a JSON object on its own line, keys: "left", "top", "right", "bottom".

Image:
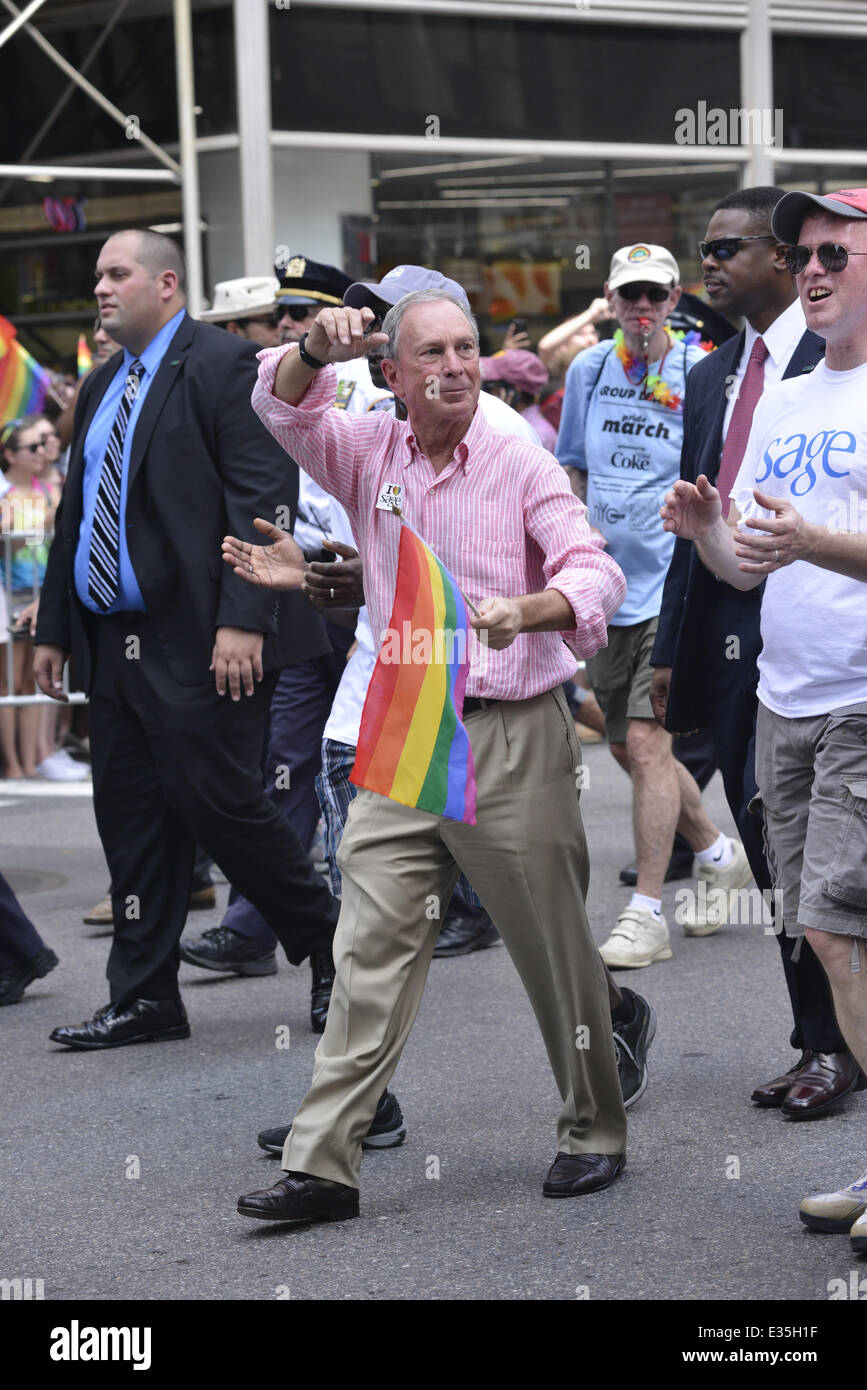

{"left": 36, "top": 313, "right": 329, "bottom": 692}
{"left": 651, "top": 324, "right": 825, "bottom": 732}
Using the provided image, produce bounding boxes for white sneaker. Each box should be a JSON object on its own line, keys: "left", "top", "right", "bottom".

{"left": 599, "top": 908, "right": 671, "bottom": 969}
{"left": 799, "top": 1168, "right": 867, "bottom": 1234}
{"left": 850, "top": 1206, "right": 867, "bottom": 1254}
{"left": 35, "top": 750, "right": 90, "bottom": 782}
{"left": 679, "top": 838, "right": 754, "bottom": 936}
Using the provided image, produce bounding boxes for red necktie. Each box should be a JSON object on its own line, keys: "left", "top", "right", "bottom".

{"left": 716, "top": 336, "right": 768, "bottom": 518}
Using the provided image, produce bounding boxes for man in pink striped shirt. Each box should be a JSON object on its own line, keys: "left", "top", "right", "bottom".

{"left": 232, "top": 290, "right": 629, "bottom": 1228}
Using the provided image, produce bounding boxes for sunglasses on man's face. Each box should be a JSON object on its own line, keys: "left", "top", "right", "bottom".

{"left": 241, "top": 310, "right": 281, "bottom": 328}
{"left": 616, "top": 283, "right": 671, "bottom": 303}
{"left": 280, "top": 304, "right": 319, "bottom": 323}
{"left": 785, "top": 243, "right": 867, "bottom": 276}
{"left": 698, "top": 235, "right": 776, "bottom": 261}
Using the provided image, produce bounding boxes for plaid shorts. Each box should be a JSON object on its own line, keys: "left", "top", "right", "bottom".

{"left": 754, "top": 699, "right": 867, "bottom": 939}
{"left": 315, "top": 736, "right": 481, "bottom": 911}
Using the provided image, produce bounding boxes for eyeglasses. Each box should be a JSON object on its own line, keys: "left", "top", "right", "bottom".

{"left": 698, "top": 235, "right": 776, "bottom": 261}
{"left": 784, "top": 243, "right": 867, "bottom": 275}
{"left": 12, "top": 441, "right": 46, "bottom": 454}
{"left": 278, "top": 304, "right": 320, "bottom": 323}
{"left": 615, "top": 284, "right": 672, "bottom": 303}
{"left": 241, "top": 311, "right": 281, "bottom": 328}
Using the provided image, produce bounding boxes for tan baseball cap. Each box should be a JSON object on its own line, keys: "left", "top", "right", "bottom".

{"left": 607, "top": 243, "right": 680, "bottom": 291}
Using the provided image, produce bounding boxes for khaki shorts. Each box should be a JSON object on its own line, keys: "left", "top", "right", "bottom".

{"left": 754, "top": 699, "right": 867, "bottom": 939}
{"left": 585, "top": 616, "right": 658, "bottom": 745}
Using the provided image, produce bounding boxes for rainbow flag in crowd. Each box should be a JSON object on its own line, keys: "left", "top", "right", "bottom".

{"left": 76, "top": 334, "right": 93, "bottom": 377}
{"left": 351, "top": 520, "right": 477, "bottom": 824}
{"left": 0, "top": 315, "right": 50, "bottom": 422}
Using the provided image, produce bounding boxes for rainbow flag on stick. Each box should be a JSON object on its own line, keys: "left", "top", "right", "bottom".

{"left": 76, "top": 334, "right": 93, "bottom": 377}
{"left": 0, "top": 315, "right": 51, "bottom": 422}
{"left": 351, "top": 516, "right": 478, "bottom": 824}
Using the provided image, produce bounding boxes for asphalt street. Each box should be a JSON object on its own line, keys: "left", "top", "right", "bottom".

{"left": 2, "top": 743, "right": 865, "bottom": 1303}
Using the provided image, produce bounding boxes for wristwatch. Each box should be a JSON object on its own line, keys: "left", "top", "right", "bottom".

{"left": 298, "top": 333, "right": 326, "bottom": 370}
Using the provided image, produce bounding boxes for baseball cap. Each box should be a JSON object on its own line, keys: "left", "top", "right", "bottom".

{"left": 607, "top": 243, "right": 680, "bottom": 292}
{"left": 344, "top": 264, "right": 470, "bottom": 312}
{"left": 479, "top": 349, "right": 548, "bottom": 395}
{"left": 200, "top": 276, "right": 280, "bottom": 322}
{"left": 772, "top": 189, "right": 867, "bottom": 245}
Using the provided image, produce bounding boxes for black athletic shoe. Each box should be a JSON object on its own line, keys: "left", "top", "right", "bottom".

{"left": 179, "top": 926, "right": 277, "bottom": 977}
{"left": 612, "top": 987, "right": 657, "bottom": 1110}
{"left": 0, "top": 947, "right": 59, "bottom": 1006}
{"left": 257, "top": 1089, "right": 406, "bottom": 1155}
{"left": 619, "top": 852, "right": 694, "bottom": 886}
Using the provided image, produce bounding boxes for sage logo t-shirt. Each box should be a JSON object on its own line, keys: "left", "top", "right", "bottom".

{"left": 732, "top": 359, "right": 867, "bottom": 717}
{"left": 557, "top": 338, "right": 706, "bottom": 625}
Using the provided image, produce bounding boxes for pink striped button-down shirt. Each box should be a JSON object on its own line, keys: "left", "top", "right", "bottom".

{"left": 253, "top": 347, "right": 626, "bottom": 701}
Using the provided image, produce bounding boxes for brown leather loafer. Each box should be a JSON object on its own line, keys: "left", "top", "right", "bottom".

{"left": 781, "top": 1050, "right": 865, "bottom": 1119}
{"left": 751, "top": 1053, "right": 808, "bottom": 1107}
{"left": 237, "top": 1172, "right": 359, "bottom": 1226}
{"left": 542, "top": 1151, "right": 625, "bottom": 1197}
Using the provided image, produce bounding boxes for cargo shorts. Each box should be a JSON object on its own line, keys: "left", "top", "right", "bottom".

{"left": 753, "top": 699, "right": 867, "bottom": 939}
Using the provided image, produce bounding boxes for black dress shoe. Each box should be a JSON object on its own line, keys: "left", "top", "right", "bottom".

{"left": 619, "top": 853, "right": 694, "bottom": 887}
{"left": 0, "top": 947, "right": 58, "bottom": 1006}
{"left": 432, "top": 912, "right": 501, "bottom": 957}
{"left": 49, "top": 998, "right": 190, "bottom": 1050}
{"left": 258, "top": 1089, "right": 406, "bottom": 1155}
{"left": 310, "top": 949, "right": 335, "bottom": 1033}
{"left": 179, "top": 926, "right": 277, "bottom": 976}
{"left": 237, "top": 1171, "right": 359, "bottom": 1226}
{"left": 542, "top": 1151, "right": 625, "bottom": 1197}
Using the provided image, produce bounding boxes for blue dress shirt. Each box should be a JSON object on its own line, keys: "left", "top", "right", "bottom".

{"left": 74, "top": 307, "right": 186, "bottom": 613}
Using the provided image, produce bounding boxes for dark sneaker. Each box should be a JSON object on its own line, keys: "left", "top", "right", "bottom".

{"left": 238, "top": 1171, "right": 359, "bottom": 1226}
{"left": 612, "top": 987, "right": 657, "bottom": 1110}
{"left": 433, "top": 913, "right": 500, "bottom": 957}
{"left": 0, "top": 947, "right": 59, "bottom": 1006}
{"left": 179, "top": 926, "right": 277, "bottom": 977}
{"left": 619, "top": 853, "right": 693, "bottom": 886}
{"left": 258, "top": 1089, "right": 406, "bottom": 1155}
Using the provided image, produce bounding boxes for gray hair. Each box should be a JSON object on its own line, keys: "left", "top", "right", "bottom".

{"left": 381, "top": 289, "right": 479, "bottom": 360}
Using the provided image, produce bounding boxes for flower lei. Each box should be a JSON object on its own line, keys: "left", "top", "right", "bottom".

{"left": 613, "top": 327, "right": 715, "bottom": 412}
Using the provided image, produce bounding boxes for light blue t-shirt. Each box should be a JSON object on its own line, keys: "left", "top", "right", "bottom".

{"left": 556, "top": 337, "right": 707, "bottom": 625}
{"left": 74, "top": 307, "right": 186, "bottom": 613}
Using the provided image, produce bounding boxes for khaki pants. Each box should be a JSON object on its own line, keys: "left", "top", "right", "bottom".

{"left": 284, "top": 688, "right": 627, "bottom": 1187}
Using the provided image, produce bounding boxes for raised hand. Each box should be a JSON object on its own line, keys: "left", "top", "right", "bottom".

{"left": 222, "top": 518, "right": 308, "bottom": 590}
{"left": 305, "top": 306, "right": 389, "bottom": 365}
{"left": 660, "top": 474, "right": 722, "bottom": 540}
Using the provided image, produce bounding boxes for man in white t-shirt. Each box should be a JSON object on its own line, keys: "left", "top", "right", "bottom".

{"left": 660, "top": 188, "right": 867, "bottom": 1254}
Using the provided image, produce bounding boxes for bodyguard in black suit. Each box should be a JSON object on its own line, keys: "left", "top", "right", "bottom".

{"left": 34, "top": 229, "right": 339, "bottom": 1049}
{"left": 651, "top": 189, "right": 860, "bottom": 1116}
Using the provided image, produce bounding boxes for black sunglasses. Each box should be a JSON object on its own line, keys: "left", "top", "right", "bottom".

{"left": 279, "top": 303, "right": 320, "bottom": 323}
{"left": 615, "top": 283, "right": 672, "bottom": 303}
{"left": 12, "top": 441, "right": 46, "bottom": 454}
{"left": 785, "top": 243, "right": 867, "bottom": 275}
{"left": 240, "top": 310, "right": 280, "bottom": 328}
{"left": 698, "top": 235, "right": 776, "bottom": 261}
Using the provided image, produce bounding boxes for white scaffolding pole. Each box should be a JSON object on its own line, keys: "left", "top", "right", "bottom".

{"left": 234, "top": 0, "right": 275, "bottom": 276}
{"left": 172, "top": 0, "right": 203, "bottom": 316}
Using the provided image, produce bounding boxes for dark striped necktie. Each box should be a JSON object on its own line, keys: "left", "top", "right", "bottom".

{"left": 87, "top": 359, "right": 145, "bottom": 611}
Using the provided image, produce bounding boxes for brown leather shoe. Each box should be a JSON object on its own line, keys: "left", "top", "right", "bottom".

{"left": 751, "top": 1053, "right": 808, "bottom": 1107}
{"left": 82, "top": 894, "right": 113, "bottom": 926}
{"left": 188, "top": 885, "right": 216, "bottom": 910}
{"left": 237, "top": 1172, "right": 359, "bottom": 1226}
{"left": 84, "top": 884, "right": 216, "bottom": 930}
{"left": 781, "top": 1050, "right": 865, "bottom": 1119}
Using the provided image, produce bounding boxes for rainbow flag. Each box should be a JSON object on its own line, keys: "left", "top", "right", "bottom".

{"left": 0, "top": 315, "right": 50, "bottom": 422}
{"left": 76, "top": 334, "right": 93, "bottom": 377}
{"left": 351, "top": 520, "right": 477, "bottom": 824}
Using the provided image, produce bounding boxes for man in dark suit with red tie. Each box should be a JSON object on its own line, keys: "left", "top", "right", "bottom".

{"left": 650, "top": 187, "right": 863, "bottom": 1116}
{"left": 34, "top": 229, "right": 339, "bottom": 1049}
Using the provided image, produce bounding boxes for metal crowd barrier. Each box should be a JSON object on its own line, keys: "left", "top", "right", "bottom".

{"left": 0, "top": 530, "right": 87, "bottom": 707}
